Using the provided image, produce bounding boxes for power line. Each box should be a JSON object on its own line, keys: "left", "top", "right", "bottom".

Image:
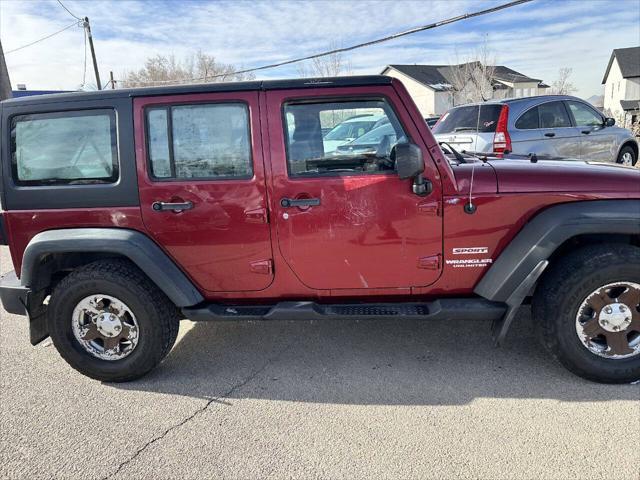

{"left": 81, "top": 26, "right": 87, "bottom": 86}
{"left": 5, "top": 21, "right": 80, "bottom": 55}
{"left": 56, "top": 0, "right": 82, "bottom": 21}
{"left": 132, "top": 0, "right": 534, "bottom": 86}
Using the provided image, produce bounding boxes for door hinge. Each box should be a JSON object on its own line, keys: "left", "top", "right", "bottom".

{"left": 250, "top": 259, "right": 273, "bottom": 275}
{"left": 418, "top": 201, "right": 442, "bottom": 217}
{"left": 418, "top": 254, "right": 441, "bottom": 270}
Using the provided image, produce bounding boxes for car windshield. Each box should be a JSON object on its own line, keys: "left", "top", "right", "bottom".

{"left": 432, "top": 105, "right": 503, "bottom": 134}
{"left": 350, "top": 123, "right": 396, "bottom": 145}
{"left": 323, "top": 119, "right": 377, "bottom": 140}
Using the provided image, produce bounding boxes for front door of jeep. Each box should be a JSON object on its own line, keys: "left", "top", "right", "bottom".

{"left": 134, "top": 92, "right": 274, "bottom": 293}
{"left": 264, "top": 87, "right": 443, "bottom": 290}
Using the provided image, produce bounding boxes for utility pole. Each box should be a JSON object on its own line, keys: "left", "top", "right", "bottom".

{"left": 109, "top": 71, "right": 115, "bottom": 89}
{"left": 0, "top": 39, "right": 12, "bottom": 100}
{"left": 83, "top": 17, "right": 101, "bottom": 90}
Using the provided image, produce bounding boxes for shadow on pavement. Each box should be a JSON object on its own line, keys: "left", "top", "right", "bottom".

{"left": 114, "top": 307, "right": 639, "bottom": 405}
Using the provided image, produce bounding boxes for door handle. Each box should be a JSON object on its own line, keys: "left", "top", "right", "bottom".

{"left": 152, "top": 201, "right": 193, "bottom": 212}
{"left": 544, "top": 132, "right": 555, "bottom": 137}
{"left": 581, "top": 130, "right": 591, "bottom": 135}
{"left": 280, "top": 197, "right": 320, "bottom": 208}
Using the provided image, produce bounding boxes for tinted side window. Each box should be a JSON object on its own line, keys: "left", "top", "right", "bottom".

{"left": 567, "top": 101, "right": 603, "bottom": 127}
{"left": 515, "top": 107, "right": 539, "bottom": 129}
{"left": 432, "top": 105, "right": 503, "bottom": 134}
{"left": 538, "top": 102, "right": 571, "bottom": 128}
{"left": 283, "top": 99, "right": 408, "bottom": 176}
{"left": 10, "top": 109, "right": 118, "bottom": 186}
{"left": 147, "top": 103, "right": 252, "bottom": 179}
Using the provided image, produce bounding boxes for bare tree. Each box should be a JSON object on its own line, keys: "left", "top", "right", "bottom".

{"left": 448, "top": 39, "right": 496, "bottom": 105}
{"left": 551, "top": 67, "right": 577, "bottom": 95}
{"left": 297, "top": 43, "right": 352, "bottom": 78}
{"left": 123, "top": 52, "right": 254, "bottom": 87}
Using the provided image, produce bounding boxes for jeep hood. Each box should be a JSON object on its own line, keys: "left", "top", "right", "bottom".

{"left": 488, "top": 159, "right": 640, "bottom": 194}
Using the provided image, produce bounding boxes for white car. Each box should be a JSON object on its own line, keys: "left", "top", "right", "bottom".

{"left": 323, "top": 114, "right": 387, "bottom": 153}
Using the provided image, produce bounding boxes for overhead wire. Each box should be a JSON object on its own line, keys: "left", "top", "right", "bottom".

{"left": 5, "top": 21, "right": 80, "bottom": 54}
{"left": 56, "top": 0, "right": 83, "bottom": 21}
{"left": 81, "top": 26, "right": 87, "bottom": 87}
{"left": 130, "top": 0, "right": 534, "bottom": 85}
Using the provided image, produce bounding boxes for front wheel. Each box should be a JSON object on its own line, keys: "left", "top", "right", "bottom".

{"left": 48, "top": 259, "right": 180, "bottom": 382}
{"left": 532, "top": 244, "right": 640, "bottom": 383}
{"left": 616, "top": 145, "right": 637, "bottom": 167}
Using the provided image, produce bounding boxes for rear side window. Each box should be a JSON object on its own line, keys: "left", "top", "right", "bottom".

{"left": 515, "top": 107, "right": 539, "bottom": 129}
{"left": 538, "top": 101, "right": 571, "bottom": 128}
{"left": 431, "top": 105, "right": 502, "bottom": 134}
{"left": 10, "top": 110, "right": 118, "bottom": 186}
{"left": 146, "top": 103, "right": 252, "bottom": 180}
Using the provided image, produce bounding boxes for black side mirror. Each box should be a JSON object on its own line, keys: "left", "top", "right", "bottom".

{"left": 394, "top": 143, "right": 424, "bottom": 179}
{"left": 604, "top": 117, "right": 615, "bottom": 127}
{"left": 392, "top": 143, "right": 432, "bottom": 197}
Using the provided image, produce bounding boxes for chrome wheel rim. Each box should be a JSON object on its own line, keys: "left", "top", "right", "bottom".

{"left": 71, "top": 294, "right": 139, "bottom": 361}
{"left": 575, "top": 282, "right": 640, "bottom": 359}
{"left": 620, "top": 152, "right": 633, "bottom": 166}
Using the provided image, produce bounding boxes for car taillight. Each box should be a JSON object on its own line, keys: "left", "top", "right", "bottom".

{"left": 493, "top": 105, "right": 511, "bottom": 156}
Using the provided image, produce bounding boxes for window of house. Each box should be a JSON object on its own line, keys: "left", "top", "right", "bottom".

{"left": 566, "top": 101, "right": 603, "bottom": 127}
{"left": 10, "top": 109, "right": 118, "bottom": 186}
{"left": 283, "top": 99, "right": 408, "bottom": 176}
{"left": 146, "top": 103, "right": 252, "bottom": 179}
{"left": 538, "top": 101, "right": 571, "bottom": 128}
{"left": 515, "top": 106, "right": 539, "bottom": 129}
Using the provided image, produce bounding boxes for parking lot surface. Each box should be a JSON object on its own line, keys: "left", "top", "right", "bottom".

{"left": 1, "top": 246, "right": 638, "bottom": 479}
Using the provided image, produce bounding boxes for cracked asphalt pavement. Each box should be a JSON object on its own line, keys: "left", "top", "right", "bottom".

{"left": 1, "top": 246, "right": 639, "bottom": 479}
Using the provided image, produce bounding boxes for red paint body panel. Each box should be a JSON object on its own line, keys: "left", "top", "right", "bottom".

{"left": 4, "top": 79, "right": 640, "bottom": 306}
{"left": 264, "top": 86, "right": 443, "bottom": 290}
{"left": 5, "top": 208, "right": 145, "bottom": 275}
{"left": 415, "top": 192, "right": 630, "bottom": 297}
{"left": 491, "top": 159, "right": 640, "bottom": 194}
{"left": 133, "top": 92, "right": 275, "bottom": 293}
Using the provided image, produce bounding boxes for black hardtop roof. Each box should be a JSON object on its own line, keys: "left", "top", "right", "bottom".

{"left": 1, "top": 75, "right": 394, "bottom": 106}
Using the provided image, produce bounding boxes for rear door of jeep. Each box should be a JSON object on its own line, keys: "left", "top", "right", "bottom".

{"left": 264, "top": 84, "right": 443, "bottom": 290}
{"left": 134, "top": 91, "right": 274, "bottom": 293}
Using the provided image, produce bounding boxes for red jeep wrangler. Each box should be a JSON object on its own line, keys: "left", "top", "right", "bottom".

{"left": 1, "top": 76, "right": 639, "bottom": 383}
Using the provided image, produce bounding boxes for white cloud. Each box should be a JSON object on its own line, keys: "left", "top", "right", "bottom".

{"left": 1, "top": 0, "right": 638, "bottom": 97}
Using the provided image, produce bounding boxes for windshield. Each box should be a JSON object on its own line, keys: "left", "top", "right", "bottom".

{"left": 323, "top": 119, "right": 377, "bottom": 141}
{"left": 351, "top": 123, "right": 396, "bottom": 145}
{"left": 432, "top": 105, "right": 503, "bottom": 134}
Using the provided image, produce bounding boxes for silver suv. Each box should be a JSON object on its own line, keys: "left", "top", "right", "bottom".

{"left": 432, "top": 95, "right": 638, "bottom": 166}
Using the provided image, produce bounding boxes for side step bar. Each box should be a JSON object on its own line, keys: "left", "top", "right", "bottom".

{"left": 182, "top": 298, "right": 506, "bottom": 323}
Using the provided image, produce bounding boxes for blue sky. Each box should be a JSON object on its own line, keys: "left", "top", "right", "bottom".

{"left": 1, "top": 0, "right": 639, "bottom": 97}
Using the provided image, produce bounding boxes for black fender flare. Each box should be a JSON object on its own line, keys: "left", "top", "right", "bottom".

{"left": 475, "top": 199, "right": 640, "bottom": 343}
{"left": 21, "top": 228, "right": 204, "bottom": 307}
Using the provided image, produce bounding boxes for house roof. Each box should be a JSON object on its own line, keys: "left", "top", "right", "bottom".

{"left": 492, "top": 65, "right": 541, "bottom": 83}
{"left": 384, "top": 63, "right": 543, "bottom": 91}
{"left": 602, "top": 46, "right": 640, "bottom": 84}
{"left": 620, "top": 99, "right": 640, "bottom": 111}
{"left": 383, "top": 64, "right": 452, "bottom": 91}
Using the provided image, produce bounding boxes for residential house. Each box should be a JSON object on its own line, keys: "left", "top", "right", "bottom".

{"left": 602, "top": 46, "right": 640, "bottom": 127}
{"left": 381, "top": 63, "right": 550, "bottom": 116}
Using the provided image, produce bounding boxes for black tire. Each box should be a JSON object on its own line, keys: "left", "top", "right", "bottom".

{"left": 48, "top": 259, "right": 180, "bottom": 382}
{"left": 532, "top": 243, "right": 640, "bottom": 383}
{"left": 616, "top": 145, "right": 637, "bottom": 166}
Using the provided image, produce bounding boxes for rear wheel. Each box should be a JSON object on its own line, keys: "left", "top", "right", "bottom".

{"left": 532, "top": 244, "right": 640, "bottom": 383}
{"left": 616, "top": 145, "right": 637, "bottom": 166}
{"left": 48, "top": 259, "right": 180, "bottom": 382}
